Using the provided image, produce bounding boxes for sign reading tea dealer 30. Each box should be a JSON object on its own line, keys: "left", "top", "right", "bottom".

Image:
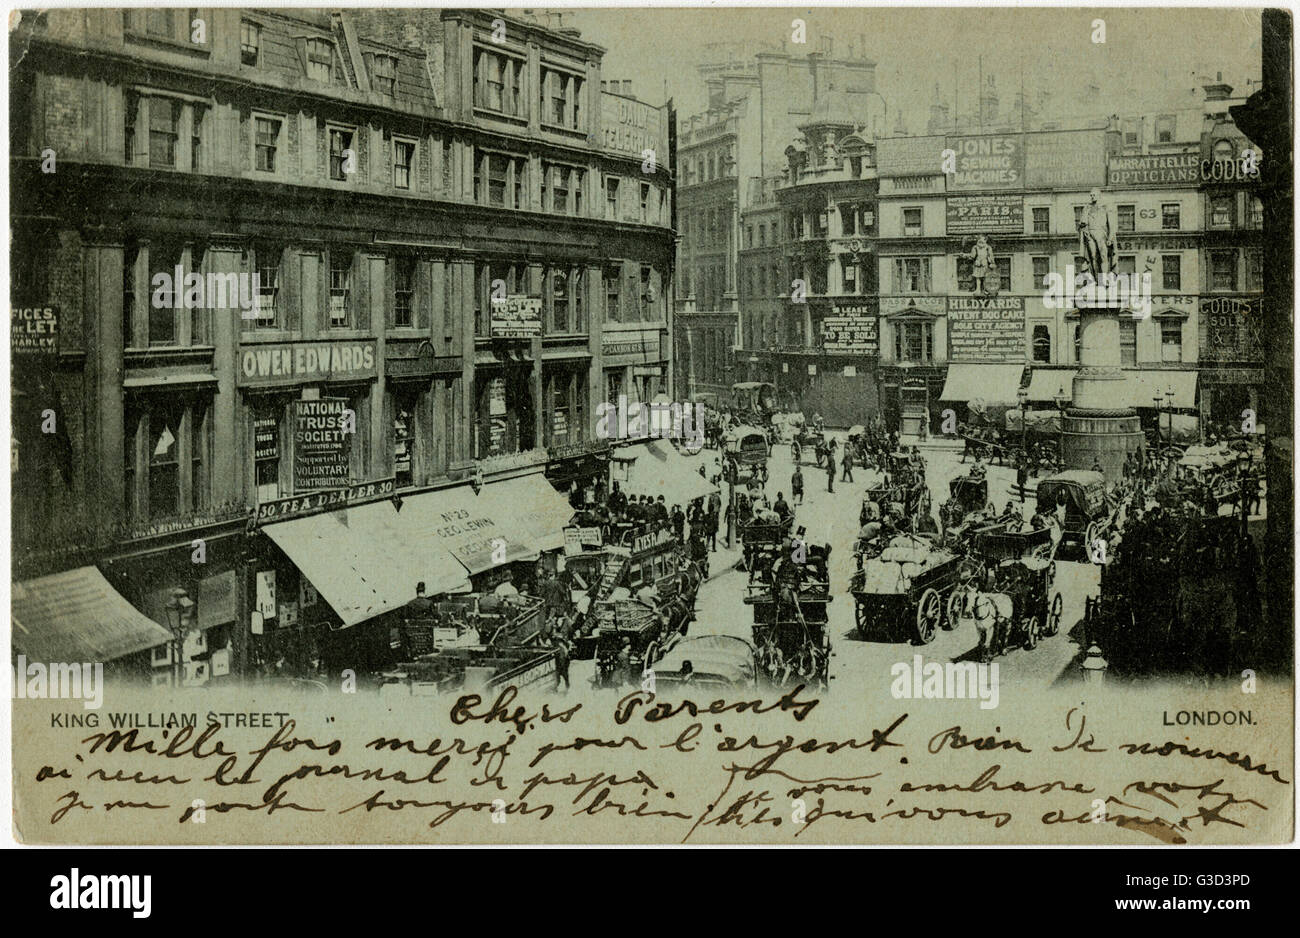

{"left": 238, "top": 340, "right": 377, "bottom": 387}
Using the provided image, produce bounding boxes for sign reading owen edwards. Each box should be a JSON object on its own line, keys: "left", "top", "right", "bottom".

{"left": 239, "top": 341, "right": 377, "bottom": 387}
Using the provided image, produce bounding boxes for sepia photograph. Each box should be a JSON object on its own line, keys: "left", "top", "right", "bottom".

{"left": 5, "top": 3, "right": 1293, "bottom": 856}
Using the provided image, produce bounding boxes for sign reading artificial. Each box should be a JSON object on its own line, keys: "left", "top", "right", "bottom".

{"left": 239, "top": 341, "right": 376, "bottom": 387}
{"left": 947, "top": 296, "right": 1026, "bottom": 363}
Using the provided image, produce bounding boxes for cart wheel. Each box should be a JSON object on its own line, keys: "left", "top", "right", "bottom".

{"left": 915, "top": 588, "right": 941, "bottom": 644}
{"left": 1046, "top": 593, "right": 1064, "bottom": 636}
{"left": 944, "top": 589, "right": 964, "bottom": 629}
{"left": 1024, "top": 615, "right": 1041, "bottom": 650}
{"left": 854, "top": 600, "right": 869, "bottom": 638}
{"left": 1085, "top": 522, "right": 1100, "bottom": 560}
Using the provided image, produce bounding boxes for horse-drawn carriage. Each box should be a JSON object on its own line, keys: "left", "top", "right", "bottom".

{"left": 1036, "top": 470, "right": 1116, "bottom": 563}
{"left": 744, "top": 542, "right": 833, "bottom": 688}
{"left": 739, "top": 505, "right": 793, "bottom": 579}
{"left": 850, "top": 533, "right": 965, "bottom": 644}
{"left": 952, "top": 527, "right": 1062, "bottom": 662}
{"left": 791, "top": 426, "right": 828, "bottom": 466}
{"left": 725, "top": 425, "right": 771, "bottom": 483}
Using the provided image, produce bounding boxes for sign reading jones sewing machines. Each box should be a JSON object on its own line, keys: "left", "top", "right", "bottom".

{"left": 820, "top": 308, "right": 878, "bottom": 353}
{"left": 946, "top": 134, "right": 1023, "bottom": 190}
{"left": 293, "top": 398, "right": 352, "bottom": 491}
{"left": 946, "top": 194, "right": 1024, "bottom": 234}
{"left": 491, "top": 295, "right": 542, "bottom": 339}
{"left": 947, "top": 296, "right": 1026, "bottom": 363}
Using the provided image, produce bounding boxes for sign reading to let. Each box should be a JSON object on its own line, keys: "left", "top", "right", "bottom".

{"left": 239, "top": 341, "right": 376, "bottom": 387}
{"left": 947, "top": 194, "right": 1024, "bottom": 234}
{"left": 293, "top": 398, "right": 352, "bottom": 491}
{"left": 490, "top": 296, "right": 542, "bottom": 339}
{"left": 947, "top": 296, "right": 1026, "bottom": 362}
{"left": 11, "top": 305, "right": 59, "bottom": 357}
{"left": 946, "top": 134, "right": 1023, "bottom": 190}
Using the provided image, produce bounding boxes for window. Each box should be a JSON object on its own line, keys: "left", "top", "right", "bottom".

{"left": 604, "top": 265, "right": 622, "bottom": 322}
{"left": 1210, "top": 250, "right": 1237, "bottom": 291}
{"left": 191, "top": 107, "right": 204, "bottom": 170}
{"left": 1031, "top": 206, "right": 1050, "bottom": 234}
{"left": 543, "top": 163, "right": 581, "bottom": 214}
{"left": 1212, "top": 139, "right": 1235, "bottom": 162}
{"left": 394, "top": 255, "right": 416, "bottom": 328}
{"left": 124, "top": 398, "right": 210, "bottom": 523}
{"left": 842, "top": 258, "right": 858, "bottom": 293}
{"left": 1032, "top": 324, "right": 1051, "bottom": 363}
{"left": 1032, "top": 256, "right": 1051, "bottom": 286}
{"left": 1250, "top": 196, "right": 1264, "bottom": 229}
{"left": 240, "top": 20, "right": 261, "bottom": 66}
{"left": 1161, "top": 202, "right": 1181, "bottom": 230}
{"left": 254, "top": 116, "right": 281, "bottom": 173}
{"left": 1122, "top": 118, "right": 1139, "bottom": 147}
{"left": 1246, "top": 250, "right": 1263, "bottom": 291}
{"left": 1117, "top": 204, "right": 1136, "bottom": 232}
{"left": 840, "top": 206, "right": 857, "bottom": 236}
{"left": 252, "top": 243, "right": 280, "bottom": 328}
{"left": 1116, "top": 255, "right": 1137, "bottom": 277}
{"left": 549, "top": 268, "right": 570, "bottom": 333}
{"left": 893, "top": 321, "right": 934, "bottom": 363}
{"left": 393, "top": 391, "right": 416, "bottom": 488}
{"left": 329, "top": 250, "right": 352, "bottom": 327}
{"left": 902, "top": 207, "right": 922, "bottom": 237}
{"left": 306, "top": 39, "right": 337, "bottom": 83}
{"left": 329, "top": 127, "right": 354, "bottom": 181}
{"left": 393, "top": 139, "right": 414, "bottom": 189}
{"left": 125, "top": 92, "right": 139, "bottom": 164}
{"left": 541, "top": 68, "right": 583, "bottom": 129}
{"left": 147, "top": 9, "right": 175, "bottom": 39}
{"left": 1155, "top": 114, "right": 1176, "bottom": 144}
{"left": 122, "top": 240, "right": 138, "bottom": 348}
{"left": 476, "top": 151, "right": 524, "bottom": 207}
{"left": 148, "top": 406, "right": 182, "bottom": 518}
{"left": 1073, "top": 205, "right": 1085, "bottom": 228}
{"left": 371, "top": 54, "right": 397, "bottom": 96}
{"left": 1210, "top": 195, "right": 1232, "bottom": 228}
{"left": 639, "top": 266, "right": 656, "bottom": 318}
{"left": 1119, "top": 320, "right": 1137, "bottom": 366}
{"left": 254, "top": 407, "right": 281, "bottom": 502}
{"left": 893, "top": 257, "right": 931, "bottom": 293}
{"left": 148, "top": 244, "right": 181, "bottom": 346}
{"left": 759, "top": 223, "right": 767, "bottom": 246}
{"left": 473, "top": 49, "right": 524, "bottom": 115}
{"left": 640, "top": 183, "right": 651, "bottom": 223}
{"left": 995, "top": 256, "right": 1011, "bottom": 291}
{"left": 1073, "top": 324, "right": 1081, "bottom": 363}
{"left": 475, "top": 261, "right": 526, "bottom": 337}
{"left": 746, "top": 226, "right": 754, "bottom": 248}
{"left": 149, "top": 98, "right": 180, "bottom": 168}
{"left": 1161, "top": 321, "right": 1183, "bottom": 362}
{"left": 1161, "top": 255, "right": 1181, "bottom": 291}
{"left": 605, "top": 176, "right": 619, "bottom": 217}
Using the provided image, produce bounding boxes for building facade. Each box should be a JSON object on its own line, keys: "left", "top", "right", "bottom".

{"left": 10, "top": 7, "right": 675, "bottom": 679}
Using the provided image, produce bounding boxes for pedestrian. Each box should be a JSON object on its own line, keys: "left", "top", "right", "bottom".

{"left": 841, "top": 447, "right": 855, "bottom": 483}
{"left": 671, "top": 504, "right": 686, "bottom": 541}
{"left": 791, "top": 466, "right": 804, "bottom": 506}
{"left": 826, "top": 451, "right": 836, "bottom": 493}
{"left": 553, "top": 637, "right": 571, "bottom": 692}
{"left": 617, "top": 638, "right": 633, "bottom": 687}
{"left": 707, "top": 489, "right": 721, "bottom": 550}
{"left": 1016, "top": 453, "right": 1028, "bottom": 503}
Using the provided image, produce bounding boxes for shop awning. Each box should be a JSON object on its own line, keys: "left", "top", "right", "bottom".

{"left": 940, "top": 364, "right": 1026, "bottom": 404}
{"left": 1026, "top": 369, "right": 1077, "bottom": 403}
{"left": 615, "top": 440, "right": 719, "bottom": 502}
{"left": 400, "top": 481, "right": 545, "bottom": 576}
{"left": 264, "top": 500, "right": 469, "bottom": 628}
{"left": 12, "top": 566, "right": 175, "bottom": 662}
{"left": 488, "top": 473, "right": 576, "bottom": 552}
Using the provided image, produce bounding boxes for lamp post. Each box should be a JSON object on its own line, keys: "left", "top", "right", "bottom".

{"left": 1017, "top": 386, "right": 1029, "bottom": 465}
{"left": 1152, "top": 391, "right": 1164, "bottom": 464}
{"left": 1054, "top": 384, "right": 1069, "bottom": 468}
{"left": 163, "top": 587, "right": 194, "bottom": 688}
{"left": 1166, "top": 383, "right": 1175, "bottom": 457}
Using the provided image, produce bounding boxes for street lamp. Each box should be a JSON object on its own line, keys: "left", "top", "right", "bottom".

{"left": 1166, "top": 384, "right": 1175, "bottom": 456}
{"left": 1152, "top": 391, "right": 1164, "bottom": 463}
{"left": 1054, "top": 383, "right": 1069, "bottom": 467}
{"left": 163, "top": 587, "right": 194, "bottom": 687}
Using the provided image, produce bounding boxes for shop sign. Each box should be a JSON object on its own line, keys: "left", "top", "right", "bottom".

{"left": 947, "top": 296, "right": 1026, "bottom": 363}
{"left": 239, "top": 340, "right": 376, "bottom": 387}
{"left": 946, "top": 194, "right": 1024, "bottom": 234}
{"left": 1024, "top": 130, "right": 1105, "bottom": 188}
{"left": 11, "top": 305, "right": 59, "bottom": 357}
{"left": 1107, "top": 153, "right": 1199, "bottom": 187}
{"left": 820, "top": 315, "right": 878, "bottom": 353}
{"left": 600, "top": 93, "right": 667, "bottom": 159}
{"left": 254, "top": 477, "right": 396, "bottom": 525}
{"left": 491, "top": 296, "right": 542, "bottom": 339}
{"left": 1199, "top": 296, "right": 1263, "bottom": 363}
{"left": 946, "top": 134, "right": 1023, "bottom": 190}
{"left": 293, "top": 398, "right": 352, "bottom": 491}
{"left": 881, "top": 295, "right": 944, "bottom": 316}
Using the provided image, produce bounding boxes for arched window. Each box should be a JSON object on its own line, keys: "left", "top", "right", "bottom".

{"left": 1032, "top": 324, "right": 1051, "bottom": 363}
{"left": 1212, "top": 138, "right": 1235, "bottom": 162}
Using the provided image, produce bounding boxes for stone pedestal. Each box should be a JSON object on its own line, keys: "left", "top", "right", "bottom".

{"left": 1061, "top": 305, "right": 1145, "bottom": 482}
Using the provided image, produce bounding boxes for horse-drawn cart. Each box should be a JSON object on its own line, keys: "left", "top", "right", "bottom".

{"left": 850, "top": 533, "right": 964, "bottom": 644}
{"left": 953, "top": 528, "right": 1061, "bottom": 662}
{"left": 744, "top": 543, "right": 833, "bottom": 688}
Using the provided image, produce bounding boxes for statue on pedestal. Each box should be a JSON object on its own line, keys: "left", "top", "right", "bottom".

{"left": 1077, "top": 187, "right": 1116, "bottom": 280}
{"left": 963, "top": 235, "right": 997, "bottom": 294}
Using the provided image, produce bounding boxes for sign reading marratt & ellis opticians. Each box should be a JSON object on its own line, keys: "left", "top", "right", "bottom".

{"left": 238, "top": 341, "right": 377, "bottom": 387}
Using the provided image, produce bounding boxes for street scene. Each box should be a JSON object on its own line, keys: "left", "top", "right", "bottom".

{"left": 8, "top": 7, "right": 1287, "bottom": 702}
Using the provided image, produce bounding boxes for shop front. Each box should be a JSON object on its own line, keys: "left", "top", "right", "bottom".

{"left": 602, "top": 327, "right": 668, "bottom": 407}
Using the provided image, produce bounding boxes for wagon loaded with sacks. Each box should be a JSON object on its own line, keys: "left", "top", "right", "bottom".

{"left": 849, "top": 533, "right": 964, "bottom": 644}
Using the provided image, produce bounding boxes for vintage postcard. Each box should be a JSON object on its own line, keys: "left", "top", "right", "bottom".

{"left": 7, "top": 4, "right": 1293, "bottom": 845}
